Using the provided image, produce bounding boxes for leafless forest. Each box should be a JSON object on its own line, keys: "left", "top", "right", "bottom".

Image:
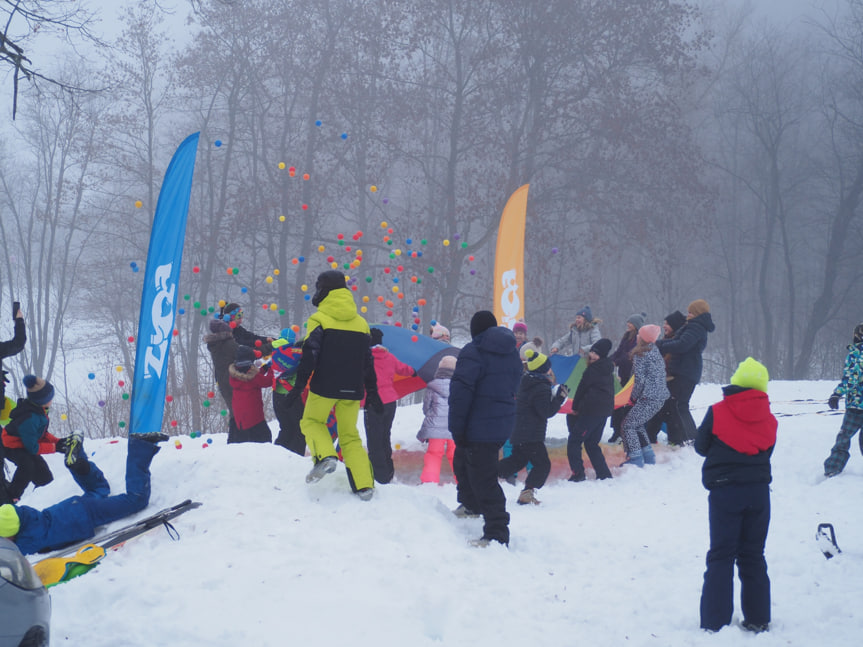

{"left": 1, "top": 1, "right": 861, "bottom": 435}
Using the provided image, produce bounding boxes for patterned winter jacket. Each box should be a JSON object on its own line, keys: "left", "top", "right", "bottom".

{"left": 631, "top": 346, "right": 670, "bottom": 404}
{"left": 417, "top": 365, "right": 454, "bottom": 441}
{"left": 834, "top": 342, "right": 863, "bottom": 410}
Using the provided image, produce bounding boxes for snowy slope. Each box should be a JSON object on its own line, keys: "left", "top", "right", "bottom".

{"left": 19, "top": 380, "right": 862, "bottom": 647}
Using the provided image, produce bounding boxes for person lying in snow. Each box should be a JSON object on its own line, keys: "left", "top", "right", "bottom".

{"left": 0, "top": 432, "right": 169, "bottom": 555}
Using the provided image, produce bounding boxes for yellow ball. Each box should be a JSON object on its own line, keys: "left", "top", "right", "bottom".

{"left": 380, "top": 221, "right": 387, "bottom": 228}
{"left": 391, "top": 286, "right": 399, "bottom": 293}
{"left": 394, "top": 443, "right": 401, "bottom": 450}
{"left": 219, "top": 300, "right": 226, "bottom": 307}
{"left": 270, "top": 303, "right": 278, "bottom": 311}
{"left": 330, "top": 262, "right": 338, "bottom": 269}
{"left": 134, "top": 200, "right": 143, "bottom": 208}
{"left": 443, "top": 239, "right": 450, "bottom": 246}
{"left": 116, "top": 366, "right": 123, "bottom": 373}
{"left": 266, "top": 276, "right": 274, "bottom": 284}
{"left": 278, "top": 162, "right": 286, "bottom": 169}
{"left": 356, "top": 249, "right": 363, "bottom": 256}
{"left": 362, "top": 295, "right": 369, "bottom": 302}
{"left": 395, "top": 249, "right": 402, "bottom": 256}
{"left": 60, "top": 413, "right": 68, "bottom": 421}
{"left": 361, "top": 306, "right": 368, "bottom": 313}
{"left": 370, "top": 185, "right": 378, "bottom": 193}
{"left": 273, "top": 269, "right": 280, "bottom": 276}
{"left": 301, "top": 284, "right": 308, "bottom": 292}
{"left": 318, "top": 245, "right": 325, "bottom": 252}
{"left": 279, "top": 215, "right": 286, "bottom": 222}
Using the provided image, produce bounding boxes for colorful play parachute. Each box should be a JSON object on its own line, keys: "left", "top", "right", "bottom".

{"left": 550, "top": 354, "right": 634, "bottom": 414}
{"left": 372, "top": 324, "right": 459, "bottom": 398}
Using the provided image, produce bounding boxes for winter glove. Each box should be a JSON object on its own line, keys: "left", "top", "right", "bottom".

{"left": 555, "top": 384, "right": 569, "bottom": 399}
{"left": 828, "top": 394, "right": 840, "bottom": 410}
{"left": 283, "top": 387, "right": 303, "bottom": 409}
{"left": 366, "top": 391, "right": 385, "bottom": 415}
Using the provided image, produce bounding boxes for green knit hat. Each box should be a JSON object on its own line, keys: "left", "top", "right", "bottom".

{"left": 0, "top": 504, "right": 20, "bottom": 538}
{"left": 730, "top": 357, "right": 769, "bottom": 393}
{"left": 525, "top": 349, "right": 551, "bottom": 373}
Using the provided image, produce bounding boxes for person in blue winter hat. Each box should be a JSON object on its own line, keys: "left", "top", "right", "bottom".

{"left": 550, "top": 306, "right": 602, "bottom": 357}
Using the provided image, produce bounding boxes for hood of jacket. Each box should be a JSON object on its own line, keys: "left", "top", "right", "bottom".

{"left": 713, "top": 386, "right": 777, "bottom": 455}
{"left": 316, "top": 288, "right": 360, "bottom": 323}
{"left": 688, "top": 311, "right": 716, "bottom": 334}
{"left": 473, "top": 326, "right": 518, "bottom": 356}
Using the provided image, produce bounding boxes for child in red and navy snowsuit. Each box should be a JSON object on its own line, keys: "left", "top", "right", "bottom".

{"left": 228, "top": 346, "right": 273, "bottom": 444}
{"left": 695, "top": 357, "right": 777, "bottom": 634}
{"left": 1, "top": 375, "right": 60, "bottom": 502}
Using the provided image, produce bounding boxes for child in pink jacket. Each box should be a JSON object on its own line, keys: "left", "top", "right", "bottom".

{"left": 417, "top": 356, "right": 457, "bottom": 483}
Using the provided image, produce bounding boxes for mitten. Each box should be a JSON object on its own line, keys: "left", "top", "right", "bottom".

{"left": 828, "top": 394, "right": 840, "bottom": 410}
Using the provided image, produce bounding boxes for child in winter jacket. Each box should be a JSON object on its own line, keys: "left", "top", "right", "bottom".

{"left": 823, "top": 323, "right": 863, "bottom": 477}
{"left": 621, "top": 325, "right": 669, "bottom": 468}
{"left": 498, "top": 349, "right": 568, "bottom": 505}
{"left": 1, "top": 375, "right": 60, "bottom": 502}
{"left": 271, "top": 331, "right": 307, "bottom": 456}
{"left": 417, "top": 355, "right": 457, "bottom": 483}
{"left": 695, "top": 357, "right": 777, "bottom": 633}
{"left": 567, "top": 339, "right": 615, "bottom": 481}
{"left": 550, "top": 306, "right": 602, "bottom": 357}
{"left": 228, "top": 346, "right": 273, "bottom": 444}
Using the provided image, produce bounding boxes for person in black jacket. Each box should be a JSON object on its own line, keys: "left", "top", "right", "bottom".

{"left": 284, "top": 271, "right": 383, "bottom": 501}
{"left": 695, "top": 357, "right": 776, "bottom": 634}
{"left": 498, "top": 349, "right": 568, "bottom": 505}
{"left": 656, "top": 300, "right": 715, "bottom": 444}
{"left": 1, "top": 305, "right": 26, "bottom": 409}
{"left": 219, "top": 302, "right": 274, "bottom": 357}
{"left": 449, "top": 311, "right": 523, "bottom": 546}
{"left": 567, "top": 339, "right": 615, "bottom": 481}
{"left": 203, "top": 317, "right": 240, "bottom": 441}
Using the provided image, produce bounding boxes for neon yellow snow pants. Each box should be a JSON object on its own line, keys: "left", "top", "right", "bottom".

{"left": 300, "top": 393, "right": 374, "bottom": 490}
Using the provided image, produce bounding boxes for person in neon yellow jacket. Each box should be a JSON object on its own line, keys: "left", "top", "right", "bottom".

{"left": 285, "top": 271, "right": 384, "bottom": 500}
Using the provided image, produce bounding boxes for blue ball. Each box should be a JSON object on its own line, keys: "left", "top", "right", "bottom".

{"left": 304, "top": 294, "right": 311, "bottom": 301}
{"left": 315, "top": 120, "right": 322, "bottom": 127}
{"left": 298, "top": 256, "right": 305, "bottom": 263}
{"left": 87, "top": 372, "right": 95, "bottom": 380}
{"left": 241, "top": 286, "right": 248, "bottom": 293}
{"left": 341, "top": 133, "right": 348, "bottom": 140}
{"left": 178, "top": 308, "right": 185, "bottom": 315}
{"left": 214, "top": 140, "right": 222, "bottom": 147}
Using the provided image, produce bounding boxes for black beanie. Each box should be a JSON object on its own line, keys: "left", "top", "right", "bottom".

{"left": 470, "top": 310, "right": 497, "bottom": 338}
{"left": 665, "top": 311, "right": 686, "bottom": 333}
{"left": 854, "top": 323, "right": 863, "bottom": 345}
{"left": 590, "top": 338, "right": 612, "bottom": 359}
{"left": 235, "top": 345, "right": 256, "bottom": 372}
{"left": 312, "top": 271, "right": 347, "bottom": 306}
{"left": 370, "top": 327, "right": 383, "bottom": 346}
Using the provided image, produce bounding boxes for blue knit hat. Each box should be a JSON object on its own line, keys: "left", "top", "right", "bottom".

{"left": 23, "top": 375, "right": 54, "bottom": 406}
{"left": 576, "top": 306, "right": 592, "bottom": 322}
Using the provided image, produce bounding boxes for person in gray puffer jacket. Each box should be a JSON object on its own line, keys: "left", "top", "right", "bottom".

{"left": 417, "top": 355, "right": 457, "bottom": 483}
{"left": 621, "top": 325, "right": 670, "bottom": 468}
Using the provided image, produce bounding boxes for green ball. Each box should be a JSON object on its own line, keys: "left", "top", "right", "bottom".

{"left": 421, "top": 239, "right": 427, "bottom": 245}
{"left": 387, "top": 240, "right": 393, "bottom": 245}
{"left": 220, "top": 409, "right": 228, "bottom": 416}
{"left": 208, "top": 306, "right": 215, "bottom": 312}
{"left": 461, "top": 241, "right": 468, "bottom": 248}
{"left": 338, "top": 240, "right": 345, "bottom": 246}
{"left": 200, "top": 310, "right": 208, "bottom": 316}
{"left": 118, "top": 421, "right": 126, "bottom": 428}
{"left": 279, "top": 308, "right": 285, "bottom": 315}
{"left": 184, "top": 294, "right": 191, "bottom": 301}
{"left": 427, "top": 267, "right": 434, "bottom": 273}
{"left": 365, "top": 276, "right": 373, "bottom": 283}
{"left": 417, "top": 278, "right": 422, "bottom": 284}
{"left": 232, "top": 267, "right": 239, "bottom": 275}
{"left": 343, "top": 263, "right": 349, "bottom": 269}
{"left": 389, "top": 253, "right": 395, "bottom": 259}
{"left": 203, "top": 400, "right": 210, "bottom": 407}
{"left": 193, "top": 301, "right": 201, "bottom": 308}
{"left": 122, "top": 393, "right": 130, "bottom": 400}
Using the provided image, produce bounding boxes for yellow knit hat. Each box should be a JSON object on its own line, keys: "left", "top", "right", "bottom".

{"left": 730, "top": 357, "right": 769, "bottom": 393}
{"left": 525, "top": 349, "right": 550, "bottom": 373}
{"left": 0, "top": 504, "right": 21, "bottom": 538}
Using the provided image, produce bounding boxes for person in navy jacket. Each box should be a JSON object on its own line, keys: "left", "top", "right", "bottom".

{"left": 695, "top": 357, "right": 777, "bottom": 634}
{"left": 449, "top": 311, "right": 522, "bottom": 546}
{"left": 0, "top": 433, "right": 169, "bottom": 555}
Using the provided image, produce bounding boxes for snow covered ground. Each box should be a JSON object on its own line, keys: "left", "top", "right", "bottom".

{"left": 21, "top": 380, "right": 862, "bottom": 646}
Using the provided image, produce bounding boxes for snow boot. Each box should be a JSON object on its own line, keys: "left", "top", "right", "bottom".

{"left": 567, "top": 473, "right": 586, "bottom": 483}
{"left": 135, "top": 432, "right": 170, "bottom": 444}
{"left": 453, "top": 504, "right": 481, "bottom": 518}
{"left": 306, "top": 456, "right": 338, "bottom": 483}
{"left": 517, "top": 488, "right": 540, "bottom": 505}
{"left": 355, "top": 487, "right": 374, "bottom": 501}
{"left": 621, "top": 453, "right": 645, "bottom": 468}
{"left": 741, "top": 621, "right": 769, "bottom": 633}
{"left": 58, "top": 433, "right": 85, "bottom": 469}
{"left": 642, "top": 445, "right": 656, "bottom": 465}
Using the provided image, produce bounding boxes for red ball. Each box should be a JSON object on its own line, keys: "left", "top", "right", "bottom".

{"left": 170, "top": 420, "right": 178, "bottom": 427}
{"left": 207, "top": 391, "right": 215, "bottom": 398}
{"left": 254, "top": 340, "right": 262, "bottom": 347}
{"left": 127, "top": 336, "right": 135, "bottom": 343}
{"left": 166, "top": 395, "right": 174, "bottom": 403}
